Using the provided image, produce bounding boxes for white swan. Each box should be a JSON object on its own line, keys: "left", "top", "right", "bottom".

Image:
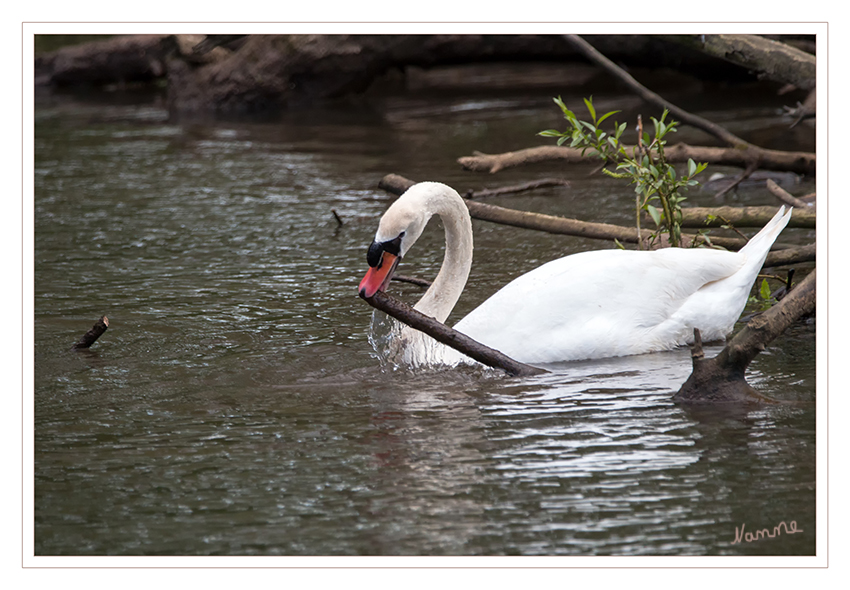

{"left": 359, "top": 181, "right": 792, "bottom": 367}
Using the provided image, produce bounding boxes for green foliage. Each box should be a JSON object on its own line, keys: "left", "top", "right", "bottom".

{"left": 747, "top": 278, "right": 777, "bottom": 312}
{"left": 539, "top": 96, "right": 708, "bottom": 248}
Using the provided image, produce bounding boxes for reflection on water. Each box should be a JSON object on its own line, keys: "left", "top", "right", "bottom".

{"left": 34, "top": 82, "right": 815, "bottom": 556}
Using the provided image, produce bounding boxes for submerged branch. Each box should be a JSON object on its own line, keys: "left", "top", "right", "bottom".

{"left": 361, "top": 291, "right": 548, "bottom": 377}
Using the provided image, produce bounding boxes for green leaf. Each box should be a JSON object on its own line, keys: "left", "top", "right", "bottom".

{"left": 688, "top": 158, "right": 697, "bottom": 177}
{"left": 583, "top": 96, "right": 596, "bottom": 121}
{"left": 759, "top": 278, "right": 772, "bottom": 301}
{"left": 646, "top": 204, "right": 662, "bottom": 226}
{"left": 538, "top": 129, "right": 562, "bottom": 137}
{"left": 596, "top": 110, "right": 621, "bottom": 126}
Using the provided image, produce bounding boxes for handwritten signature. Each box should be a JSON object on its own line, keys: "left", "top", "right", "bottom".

{"left": 732, "top": 520, "right": 804, "bottom": 544}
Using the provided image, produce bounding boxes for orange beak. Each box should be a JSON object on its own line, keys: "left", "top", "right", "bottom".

{"left": 359, "top": 251, "right": 400, "bottom": 298}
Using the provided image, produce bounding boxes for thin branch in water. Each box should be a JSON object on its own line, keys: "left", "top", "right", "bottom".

{"left": 463, "top": 178, "right": 570, "bottom": 200}
{"left": 766, "top": 179, "right": 813, "bottom": 210}
{"left": 713, "top": 161, "right": 758, "bottom": 199}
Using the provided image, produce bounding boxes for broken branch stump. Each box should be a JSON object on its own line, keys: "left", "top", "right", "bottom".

{"left": 72, "top": 316, "right": 109, "bottom": 350}
{"left": 674, "top": 269, "right": 815, "bottom": 403}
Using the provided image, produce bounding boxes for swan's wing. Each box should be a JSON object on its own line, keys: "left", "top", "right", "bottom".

{"left": 453, "top": 248, "right": 746, "bottom": 363}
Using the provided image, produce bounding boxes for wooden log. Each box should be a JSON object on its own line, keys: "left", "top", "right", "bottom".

{"left": 676, "top": 206, "right": 815, "bottom": 229}
{"left": 72, "top": 316, "right": 109, "bottom": 350}
{"left": 361, "top": 291, "right": 548, "bottom": 377}
{"left": 662, "top": 34, "right": 816, "bottom": 91}
{"left": 764, "top": 243, "right": 816, "bottom": 267}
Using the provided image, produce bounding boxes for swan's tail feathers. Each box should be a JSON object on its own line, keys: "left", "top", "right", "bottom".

{"left": 738, "top": 205, "right": 793, "bottom": 270}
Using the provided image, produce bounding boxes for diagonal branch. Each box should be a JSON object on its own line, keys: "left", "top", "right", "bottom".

{"left": 564, "top": 34, "right": 751, "bottom": 148}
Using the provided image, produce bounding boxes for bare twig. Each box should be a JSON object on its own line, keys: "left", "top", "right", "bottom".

{"left": 463, "top": 178, "right": 570, "bottom": 199}
{"left": 391, "top": 275, "right": 431, "bottom": 288}
{"left": 713, "top": 162, "right": 759, "bottom": 199}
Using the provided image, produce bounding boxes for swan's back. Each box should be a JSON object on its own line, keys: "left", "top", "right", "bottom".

{"left": 453, "top": 207, "right": 792, "bottom": 364}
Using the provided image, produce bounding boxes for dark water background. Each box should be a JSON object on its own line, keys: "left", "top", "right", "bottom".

{"left": 34, "top": 66, "right": 816, "bottom": 556}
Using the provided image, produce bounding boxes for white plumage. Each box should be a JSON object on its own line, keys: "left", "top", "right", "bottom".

{"left": 360, "top": 182, "right": 791, "bottom": 367}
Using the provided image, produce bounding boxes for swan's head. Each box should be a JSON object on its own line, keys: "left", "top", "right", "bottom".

{"left": 358, "top": 185, "right": 433, "bottom": 298}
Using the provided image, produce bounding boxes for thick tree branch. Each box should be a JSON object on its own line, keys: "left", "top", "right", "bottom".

{"left": 565, "top": 34, "right": 750, "bottom": 148}
{"left": 676, "top": 206, "right": 815, "bottom": 229}
{"left": 361, "top": 291, "right": 547, "bottom": 377}
{"left": 663, "top": 35, "right": 816, "bottom": 91}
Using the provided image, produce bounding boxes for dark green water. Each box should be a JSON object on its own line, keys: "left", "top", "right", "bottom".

{"left": 33, "top": 77, "right": 816, "bottom": 556}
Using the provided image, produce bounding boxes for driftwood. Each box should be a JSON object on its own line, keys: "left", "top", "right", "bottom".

{"left": 72, "top": 316, "right": 109, "bottom": 350}
{"left": 361, "top": 291, "right": 547, "bottom": 377}
{"left": 673, "top": 269, "right": 815, "bottom": 403}
{"left": 458, "top": 142, "right": 815, "bottom": 177}
{"left": 379, "top": 174, "right": 784, "bottom": 252}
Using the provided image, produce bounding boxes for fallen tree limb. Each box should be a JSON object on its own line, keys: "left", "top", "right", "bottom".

{"left": 673, "top": 269, "right": 815, "bottom": 403}
{"left": 676, "top": 206, "right": 815, "bottom": 229}
{"left": 72, "top": 316, "right": 109, "bottom": 350}
{"left": 380, "top": 174, "right": 777, "bottom": 251}
{"left": 767, "top": 178, "right": 814, "bottom": 210}
{"left": 764, "top": 243, "right": 816, "bottom": 267}
{"left": 458, "top": 142, "right": 815, "bottom": 176}
{"left": 361, "top": 291, "right": 547, "bottom": 377}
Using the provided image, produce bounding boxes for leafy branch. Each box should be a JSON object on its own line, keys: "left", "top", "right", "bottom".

{"left": 539, "top": 96, "right": 708, "bottom": 248}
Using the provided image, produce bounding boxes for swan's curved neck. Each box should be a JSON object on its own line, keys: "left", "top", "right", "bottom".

{"left": 412, "top": 188, "right": 473, "bottom": 324}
